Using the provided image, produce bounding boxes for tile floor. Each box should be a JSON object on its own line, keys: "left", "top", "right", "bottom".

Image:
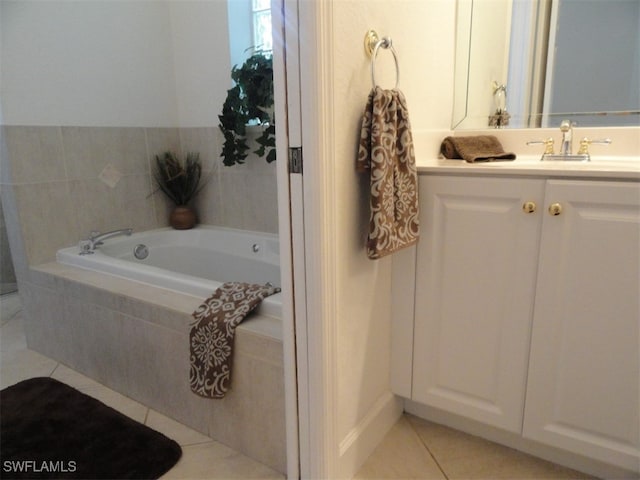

{"left": 354, "top": 415, "right": 596, "bottom": 480}
{"left": 1, "top": 292, "right": 596, "bottom": 480}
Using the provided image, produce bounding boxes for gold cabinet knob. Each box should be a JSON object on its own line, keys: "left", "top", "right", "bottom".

{"left": 548, "top": 203, "right": 563, "bottom": 216}
{"left": 522, "top": 201, "right": 537, "bottom": 214}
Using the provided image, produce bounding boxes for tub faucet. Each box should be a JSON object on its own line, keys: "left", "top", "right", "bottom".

{"left": 79, "top": 228, "right": 133, "bottom": 255}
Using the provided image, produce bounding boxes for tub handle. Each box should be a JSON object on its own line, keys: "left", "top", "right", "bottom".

{"left": 78, "top": 240, "right": 94, "bottom": 255}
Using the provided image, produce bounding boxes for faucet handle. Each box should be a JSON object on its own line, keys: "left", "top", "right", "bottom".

{"left": 78, "top": 240, "right": 93, "bottom": 255}
{"left": 577, "top": 137, "right": 612, "bottom": 155}
{"left": 526, "top": 138, "right": 555, "bottom": 155}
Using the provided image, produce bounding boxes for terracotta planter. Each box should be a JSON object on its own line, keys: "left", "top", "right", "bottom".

{"left": 169, "top": 205, "right": 196, "bottom": 230}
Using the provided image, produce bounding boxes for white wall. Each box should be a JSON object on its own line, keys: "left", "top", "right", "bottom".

{"left": 332, "top": 0, "right": 455, "bottom": 432}
{"left": 320, "top": 0, "right": 455, "bottom": 476}
{"left": 169, "top": 1, "right": 232, "bottom": 128}
{"left": 0, "top": 0, "right": 230, "bottom": 128}
{"left": 1, "top": 1, "right": 177, "bottom": 127}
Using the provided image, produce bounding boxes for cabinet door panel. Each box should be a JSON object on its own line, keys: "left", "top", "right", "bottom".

{"left": 524, "top": 180, "right": 640, "bottom": 472}
{"left": 412, "top": 176, "right": 544, "bottom": 432}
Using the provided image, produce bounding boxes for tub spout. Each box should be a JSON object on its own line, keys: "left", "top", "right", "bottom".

{"left": 80, "top": 228, "right": 133, "bottom": 254}
{"left": 90, "top": 228, "right": 133, "bottom": 247}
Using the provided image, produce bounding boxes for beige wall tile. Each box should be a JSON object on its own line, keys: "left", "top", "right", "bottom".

{"left": 151, "top": 189, "right": 173, "bottom": 227}
{"left": 20, "top": 282, "right": 70, "bottom": 358}
{"left": 193, "top": 178, "right": 222, "bottom": 226}
{"left": 217, "top": 152, "right": 277, "bottom": 233}
{"left": 0, "top": 126, "right": 11, "bottom": 185}
{"left": 5, "top": 125, "right": 278, "bottom": 271}
{"left": 120, "top": 313, "right": 191, "bottom": 415}
{"left": 244, "top": 171, "right": 278, "bottom": 233}
{"left": 145, "top": 128, "right": 181, "bottom": 163}
{"left": 115, "top": 174, "right": 159, "bottom": 231}
{"left": 241, "top": 357, "right": 286, "bottom": 472}
{"left": 69, "top": 174, "right": 157, "bottom": 238}
{"left": 0, "top": 200, "right": 17, "bottom": 286}
{"left": 13, "top": 181, "right": 80, "bottom": 265}
{"left": 217, "top": 170, "right": 249, "bottom": 230}
{"left": 145, "top": 409, "right": 212, "bottom": 446}
{"left": 64, "top": 299, "right": 130, "bottom": 391}
{"left": 62, "top": 127, "right": 148, "bottom": 180}
{"left": 178, "top": 127, "right": 220, "bottom": 173}
{"left": 145, "top": 128, "right": 181, "bottom": 200}
{"left": 0, "top": 186, "right": 29, "bottom": 280}
{"left": 235, "top": 328, "right": 284, "bottom": 367}
{"left": 4, "top": 126, "right": 66, "bottom": 184}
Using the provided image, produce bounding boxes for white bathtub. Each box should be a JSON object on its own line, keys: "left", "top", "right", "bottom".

{"left": 56, "top": 226, "right": 282, "bottom": 318}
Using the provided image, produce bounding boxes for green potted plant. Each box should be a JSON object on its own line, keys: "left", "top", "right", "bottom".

{"left": 218, "top": 51, "right": 276, "bottom": 166}
{"left": 153, "top": 151, "right": 205, "bottom": 229}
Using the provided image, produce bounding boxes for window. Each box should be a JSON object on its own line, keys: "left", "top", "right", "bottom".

{"left": 252, "top": 0, "right": 272, "bottom": 52}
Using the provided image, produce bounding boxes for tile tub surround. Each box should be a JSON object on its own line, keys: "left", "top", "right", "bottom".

{"left": 1, "top": 125, "right": 278, "bottom": 269}
{"left": 21, "top": 263, "right": 287, "bottom": 474}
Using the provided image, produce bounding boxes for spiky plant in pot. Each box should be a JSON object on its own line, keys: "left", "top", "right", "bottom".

{"left": 153, "top": 151, "right": 204, "bottom": 229}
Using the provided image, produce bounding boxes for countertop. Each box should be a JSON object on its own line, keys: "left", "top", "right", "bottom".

{"left": 417, "top": 157, "right": 640, "bottom": 180}
{"left": 412, "top": 126, "right": 640, "bottom": 180}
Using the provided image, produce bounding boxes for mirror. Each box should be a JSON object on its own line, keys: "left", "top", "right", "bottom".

{"left": 452, "top": 0, "right": 640, "bottom": 129}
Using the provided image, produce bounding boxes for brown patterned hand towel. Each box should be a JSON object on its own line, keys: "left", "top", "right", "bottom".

{"left": 190, "top": 282, "right": 280, "bottom": 399}
{"left": 440, "top": 135, "right": 516, "bottom": 163}
{"left": 356, "top": 87, "right": 419, "bottom": 259}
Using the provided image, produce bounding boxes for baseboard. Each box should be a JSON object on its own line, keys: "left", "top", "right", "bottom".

{"left": 337, "top": 391, "right": 403, "bottom": 479}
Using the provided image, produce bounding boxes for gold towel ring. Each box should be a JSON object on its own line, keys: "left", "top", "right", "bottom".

{"left": 371, "top": 37, "right": 400, "bottom": 90}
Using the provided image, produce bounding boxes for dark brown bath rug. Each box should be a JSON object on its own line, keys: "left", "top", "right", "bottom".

{"left": 0, "top": 377, "right": 182, "bottom": 479}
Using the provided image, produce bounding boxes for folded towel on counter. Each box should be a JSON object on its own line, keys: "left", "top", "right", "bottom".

{"left": 356, "top": 87, "right": 419, "bottom": 259}
{"left": 440, "top": 135, "right": 516, "bottom": 163}
{"left": 189, "top": 282, "right": 280, "bottom": 399}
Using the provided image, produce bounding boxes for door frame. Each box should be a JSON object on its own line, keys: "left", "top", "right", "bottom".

{"left": 272, "top": 0, "right": 302, "bottom": 477}
{"left": 274, "top": 1, "right": 342, "bottom": 477}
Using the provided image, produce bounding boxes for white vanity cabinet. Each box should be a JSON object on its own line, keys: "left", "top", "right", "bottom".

{"left": 412, "top": 175, "right": 545, "bottom": 433}
{"left": 522, "top": 179, "right": 640, "bottom": 472}
{"left": 408, "top": 174, "right": 640, "bottom": 473}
